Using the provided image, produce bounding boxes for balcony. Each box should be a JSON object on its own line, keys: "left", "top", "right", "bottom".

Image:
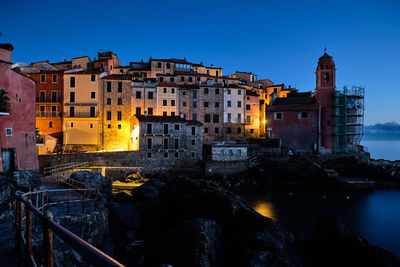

{"left": 36, "top": 111, "right": 62, "bottom": 118}
{"left": 65, "top": 111, "right": 99, "bottom": 118}
{"left": 36, "top": 96, "right": 62, "bottom": 103}
{"left": 0, "top": 103, "right": 10, "bottom": 115}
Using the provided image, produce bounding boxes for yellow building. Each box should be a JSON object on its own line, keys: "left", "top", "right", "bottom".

{"left": 156, "top": 82, "right": 179, "bottom": 116}
{"left": 62, "top": 70, "right": 101, "bottom": 151}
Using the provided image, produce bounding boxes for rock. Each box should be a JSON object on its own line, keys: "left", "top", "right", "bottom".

{"left": 306, "top": 216, "right": 400, "bottom": 267}
{"left": 70, "top": 171, "right": 112, "bottom": 207}
{"left": 147, "top": 218, "right": 224, "bottom": 267}
{"left": 0, "top": 176, "right": 16, "bottom": 222}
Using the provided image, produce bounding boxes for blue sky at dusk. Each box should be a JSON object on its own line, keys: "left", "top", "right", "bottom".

{"left": 1, "top": 0, "right": 399, "bottom": 125}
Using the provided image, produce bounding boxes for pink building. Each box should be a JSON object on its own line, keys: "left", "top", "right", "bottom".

{"left": 0, "top": 44, "right": 38, "bottom": 173}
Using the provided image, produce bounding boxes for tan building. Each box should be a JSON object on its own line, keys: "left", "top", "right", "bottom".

{"left": 131, "top": 79, "right": 158, "bottom": 116}
{"left": 71, "top": 56, "right": 91, "bottom": 70}
{"left": 63, "top": 70, "right": 102, "bottom": 151}
{"left": 156, "top": 82, "right": 179, "bottom": 116}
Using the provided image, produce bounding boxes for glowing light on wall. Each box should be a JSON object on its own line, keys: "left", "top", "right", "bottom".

{"left": 252, "top": 201, "right": 277, "bottom": 221}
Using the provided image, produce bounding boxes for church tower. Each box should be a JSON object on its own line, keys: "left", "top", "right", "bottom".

{"left": 315, "top": 51, "right": 336, "bottom": 151}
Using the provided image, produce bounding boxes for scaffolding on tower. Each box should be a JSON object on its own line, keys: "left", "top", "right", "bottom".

{"left": 334, "top": 86, "right": 365, "bottom": 153}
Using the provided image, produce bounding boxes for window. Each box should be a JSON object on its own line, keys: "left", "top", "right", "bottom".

{"left": 107, "top": 98, "right": 111, "bottom": 105}
{"left": 246, "top": 104, "right": 251, "bottom": 110}
{"left": 49, "top": 121, "right": 53, "bottom": 128}
{"left": 135, "top": 107, "right": 141, "bottom": 115}
{"left": 193, "top": 90, "right": 198, "bottom": 98}
{"left": 227, "top": 89, "right": 231, "bottom": 94}
{"left": 118, "top": 98, "right": 122, "bottom": 105}
{"left": 90, "top": 123, "right": 93, "bottom": 129}
{"left": 215, "top": 128, "right": 219, "bottom": 134}
{"left": 91, "top": 92, "right": 96, "bottom": 99}
{"left": 238, "top": 90, "right": 242, "bottom": 95}
{"left": 163, "top": 111, "right": 167, "bottom": 116}
{"left": 191, "top": 139, "right": 195, "bottom": 146}
{"left": 175, "top": 152, "right": 179, "bottom": 158}
{"left": 159, "top": 77, "right": 164, "bottom": 82}
{"left": 204, "top": 102, "right": 209, "bottom": 108}
{"left": 191, "top": 152, "right": 196, "bottom": 158}
{"left": 250, "top": 129, "right": 254, "bottom": 133}
{"left": 117, "top": 111, "right": 122, "bottom": 120}
{"left": 90, "top": 107, "right": 96, "bottom": 117}
{"left": 70, "top": 123, "right": 74, "bottom": 128}
{"left": 147, "top": 153, "right": 152, "bottom": 158}
{"left": 193, "top": 101, "right": 197, "bottom": 108}
{"left": 163, "top": 100, "right": 167, "bottom": 106}
{"left": 110, "top": 65, "right": 113, "bottom": 70}
{"left": 237, "top": 150, "right": 241, "bottom": 156}
{"left": 215, "top": 102, "right": 219, "bottom": 108}
{"left": 164, "top": 152, "right": 168, "bottom": 158}
{"left": 148, "top": 92, "right": 153, "bottom": 99}
{"left": 117, "top": 124, "right": 121, "bottom": 129}
{"left": 52, "top": 75, "right": 57, "bottom": 83}
{"left": 39, "top": 91, "right": 46, "bottom": 102}
{"left": 164, "top": 124, "right": 169, "bottom": 134}
{"left": 163, "top": 138, "right": 168, "bottom": 149}
{"left": 274, "top": 112, "right": 283, "bottom": 120}
{"left": 118, "top": 82, "right": 122, "bottom": 92}
{"left": 171, "top": 100, "right": 175, "bottom": 106}
{"left": 163, "top": 88, "right": 167, "bottom": 93}
{"left": 170, "top": 77, "right": 174, "bottom": 82}
{"left": 157, "top": 62, "right": 162, "bottom": 68}
{"left": 107, "top": 111, "right": 111, "bottom": 120}
{"left": 183, "top": 102, "right": 187, "bottom": 107}
{"left": 136, "top": 91, "right": 142, "bottom": 99}
{"left": 175, "top": 124, "right": 180, "bottom": 130}
{"left": 324, "top": 73, "right": 329, "bottom": 83}
{"left": 192, "top": 113, "right": 197, "bottom": 120}
{"left": 51, "top": 91, "right": 57, "bottom": 102}
{"left": 238, "top": 114, "right": 242, "bottom": 123}
{"left": 238, "top": 127, "right": 242, "bottom": 134}
{"left": 180, "top": 77, "right": 184, "bottom": 82}
{"left": 148, "top": 108, "right": 153, "bottom": 115}
{"left": 147, "top": 124, "right": 152, "bottom": 134}
{"left": 106, "top": 124, "right": 110, "bottom": 128}
{"left": 204, "top": 88, "right": 209, "bottom": 94}
{"left": 70, "top": 77, "right": 75, "bottom": 88}
{"left": 175, "top": 138, "right": 179, "bottom": 149}
{"left": 300, "top": 111, "right": 308, "bottom": 119}
{"left": 171, "top": 88, "right": 175, "bottom": 94}
{"left": 227, "top": 127, "right": 232, "bottom": 133}
{"left": 183, "top": 91, "right": 187, "bottom": 95}
{"left": 227, "top": 100, "right": 232, "bottom": 107}
{"left": 204, "top": 114, "right": 211, "bottom": 122}
{"left": 237, "top": 101, "right": 242, "bottom": 107}
{"left": 51, "top": 106, "right": 57, "bottom": 116}
{"left": 191, "top": 127, "right": 196, "bottom": 135}
{"left": 107, "top": 81, "right": 111, "bottom": 92}
{"left": 147, "top": 138, "right": 152, "bottom": 149}
{"left": 213, "top": 114, "right": 219, "bottom": 123}
{"left": 70, "top": 107, "right": 75, "bottom": 117}
{"left": 220, "top": 149, "right": 224, "bottom": 156}
{"left": 41, "top": 74, "right": 46, "bottom": 83}
{"left": 204, "top": 127, "right": 209, "bottom": 133}
{"left": 69, "top": 92, "right": 75, "bottom": 103}
{"left": 247, "top": 116, "right": 251, "bottom": 124}
{"left": 166, "top": 63, "right": 170, "bottom": 69}
{"left": 91, "top": 75, "right": 96, "bottom": 82}
{"left": 189, "top": 77, "right": 193, "bottom": 82}
{"left": 229, "top": 150, "right": 233, "bottom": 156}
{"left": 207, "top": 70, "right": 210, "bottom": 75}
{"left": 215, "top": 88, "right": 220, "bottom": 94}
{"left": 227, "top": 113, "right": 231, "bottom": 122}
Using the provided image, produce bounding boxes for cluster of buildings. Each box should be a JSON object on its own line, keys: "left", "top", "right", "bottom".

{"left": 0, "top": 43, "right": 364, "bottom": 173}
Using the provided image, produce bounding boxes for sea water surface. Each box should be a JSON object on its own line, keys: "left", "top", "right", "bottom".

{"left": 361, "top": 139, "right": 400, "bottom": 161}
{"left": 234, "top": 186, "right": 400, "bottom": 257}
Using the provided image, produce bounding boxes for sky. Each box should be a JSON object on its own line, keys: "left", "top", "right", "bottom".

{"left": 1, "top": 0, "right": 399, "bottom": 125}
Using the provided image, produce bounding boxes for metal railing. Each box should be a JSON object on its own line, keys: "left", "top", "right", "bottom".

{"left": 64, "top": 111, "right": 99, "bottom": 118}
{"left": 15, "top": 189, "right": 124, "bottom": 267}
{"left": 36, "top": 111, "right": 62, "bottom": 118}
{"left": 36, "top": 97, "right": 62, "bottom": 103}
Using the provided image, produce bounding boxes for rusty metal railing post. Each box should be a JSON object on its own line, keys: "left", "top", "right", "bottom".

{"left": 43, "top": 210, "right": 54, "bottom": 267}
{"left": 46, "top": 190, "right": 49, "bottom": 212}
{"left": 67, "top": 190, "right": 70, "bottom": 215}
{"left": 95, "top": 187, "right": 98, "bottom": 210}
{"left": 15, "top": 193, "right": 24, "bottom": 267}
{"left": 25, "top": 199, "right": 33, "bottom": 266}
{"left": 82, "top": 188, "right": 86, "bottom": 213}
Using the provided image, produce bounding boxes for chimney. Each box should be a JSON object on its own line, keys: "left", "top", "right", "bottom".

{"left": 211, "top": 64, "right": 214, "bottom": 68}
{"left": 149, "top": 57, "right": 152, "bottom": 61}
{"left": 184, "top": 56, "right": 186, "bottom": 61}
{"left": 141, "top": 58, "right": 143, "bottom": 62}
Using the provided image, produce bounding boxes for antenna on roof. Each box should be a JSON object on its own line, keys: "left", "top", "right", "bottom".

{"left": 324, "top": 46, "right": 327, "bottom": 53}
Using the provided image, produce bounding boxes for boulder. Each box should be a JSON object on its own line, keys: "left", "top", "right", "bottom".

{"left": 147, "top": 218, "right": 224, "bottom": 267}
{"left": 70, "top": 171, "right": 112, "bottom": 206}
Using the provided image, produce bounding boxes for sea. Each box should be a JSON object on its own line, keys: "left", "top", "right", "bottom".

{"left": 361, "top": 139, "right": 400, "bottom": 161}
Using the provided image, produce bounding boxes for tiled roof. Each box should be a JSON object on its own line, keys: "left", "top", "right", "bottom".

{"left": 150, "top": 58, "right": 191, "bottom": 64}
{"left": 101, "top": 74, "right": 134, "bottom": 80}
{"left": 272, "top": 93, "right": 315, "bottom": 106}
{"left": 0, "top": 43, "right": 14, "bottom": 51}
{"left": 64, "top": 70, "right": 101, "bottom": 75}
{"left": 157, "top": 82, "right": 178, "bottom": 87}
{"left": 135, "top": 115, "right": 202, "bottom": 125}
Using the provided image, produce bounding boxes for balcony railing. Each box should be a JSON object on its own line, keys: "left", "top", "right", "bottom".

{"left": 65, "top": 111, "right": 99, "bottom": 118}
{"left": 0, "top": 103, "right": 10, "bottom": 114}
{"left": 36, "top": 97, "right": 63, "bottom": 103}
{"left": 36, "top": 111, "right": 62, "bottom": 118}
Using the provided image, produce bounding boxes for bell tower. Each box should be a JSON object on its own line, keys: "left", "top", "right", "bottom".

{"left": 315, "top": 50, "right": 336, "bottom": 152}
